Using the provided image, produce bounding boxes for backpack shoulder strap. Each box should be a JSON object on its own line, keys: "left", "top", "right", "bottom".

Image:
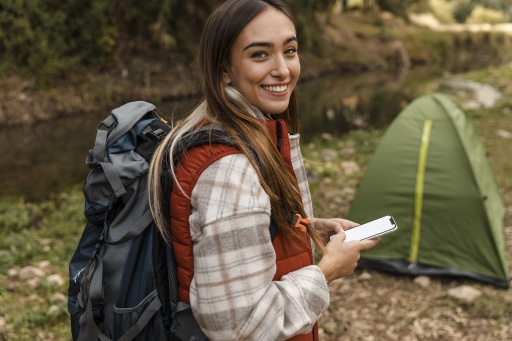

{"left": 170, "top": 125, "right": 273, "bottom": 240}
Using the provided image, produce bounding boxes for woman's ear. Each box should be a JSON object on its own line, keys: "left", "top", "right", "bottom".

{"left": 222, "top": 70, "right": 232, "bottom": 85}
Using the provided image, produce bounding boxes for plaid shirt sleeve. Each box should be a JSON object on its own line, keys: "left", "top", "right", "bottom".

{"left": 189, "top": 136, "right": 329, "bottom": 341}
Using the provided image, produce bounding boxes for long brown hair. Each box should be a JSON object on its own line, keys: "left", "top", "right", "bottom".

{"left": 148, "top": 0, "right": 324, "bottom": 250}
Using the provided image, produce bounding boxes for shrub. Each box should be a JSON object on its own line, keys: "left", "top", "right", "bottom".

{"left": 453, "top": 0, "right": 474, "bottom": 23}
{"left": 428, "top": 0, "right": 455, "bottom": 24}
{"left": 0, "top": 1, "right": 116, "bottom": 85}
{"left": 466, "top": 5, "right": 507, "bottom": 24}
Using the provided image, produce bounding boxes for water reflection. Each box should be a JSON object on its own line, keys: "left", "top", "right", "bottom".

{"left": 0, "top": 67, "right": 441, "bottom": 200}
{"left": 298, "top": 67, "right": 439, "bottom": 142}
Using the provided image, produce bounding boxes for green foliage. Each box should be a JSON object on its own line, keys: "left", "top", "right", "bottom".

{"left": 0, "top": 0, "right": 336, "bottom": 84}
{"left": 290, "top": 9, "right": 323, "bottom": 52}
{"left": 287, "top": 0, "right": 340, "bottom": 54}
{"left": 289, "top": 0, "right": 339, "bottom": 11}
{"left": 429, "top": 0, "right": 456, "bottom": 24}
{"left": 1, "top": 0, "right": 511, "bottom": 90}
{"left": 0, "top": 0, "right": 117, "bottom": 86}
{"left": 0, "top": 190, "right": 85, "bottom": 270}
{"left": 0, "top": 188, "right": 85, "bottom": 339}
{"left": 0, "top": 198, "right": 32, "bottom": 231}
{"left": 443, "top": 0, "right": 512, "bottom": 23}
{"left": 466, "top": 5, "right": 508, "bottom": 24}
{"left": 407, "top": 0, "right": 431, "bottom": 13}
{"left": 453, "top": 0, "right": 474, "bottom": 23}
{"left": 375, "top": 0, "right": 412, "bottom": 22}
{"left": 475, "top": 0, "right": 512, "bottom": 13}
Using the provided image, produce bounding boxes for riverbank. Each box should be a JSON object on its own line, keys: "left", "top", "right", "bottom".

{"left": 1, "top": 62, "right": 511, "bottom": 339}
{"left": 2, "top": 11, "right": 512, "bottom": 128}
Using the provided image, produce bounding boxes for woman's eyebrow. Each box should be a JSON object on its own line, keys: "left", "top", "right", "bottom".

{"left": 243, "top": 42, "right": 272, "bottom": 51}
{"left": 284, "top": 36, "right": 298, "bottom": 44}
{"left": 243, "top": 36, "right": 298, "bottom": 51}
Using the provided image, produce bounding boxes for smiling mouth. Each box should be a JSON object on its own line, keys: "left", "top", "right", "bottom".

{"left": 262, "top": 84, "right": 288, "bottom": 93}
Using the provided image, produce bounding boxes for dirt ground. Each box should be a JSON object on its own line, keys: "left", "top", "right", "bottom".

{"left": 319, "top": 270, "right": 512, "bottom": 340}
{"left": 314, "top": 108, "right": 512, "bottom": 340}
{"left": 317, "top": 188, "right": 512, "bottom": 340}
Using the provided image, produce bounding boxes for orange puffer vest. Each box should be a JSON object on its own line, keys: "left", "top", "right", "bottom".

{"left": 170, "top": 120, "right": 318, "bottom": 341}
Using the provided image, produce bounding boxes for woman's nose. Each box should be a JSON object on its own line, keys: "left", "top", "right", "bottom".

{"left": 270, "top": 54, "right": 290, "bottom": 78}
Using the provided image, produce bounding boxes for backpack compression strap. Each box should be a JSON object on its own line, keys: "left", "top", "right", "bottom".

{"left": 78, "top": 256, "right": 163, "bottom": 341}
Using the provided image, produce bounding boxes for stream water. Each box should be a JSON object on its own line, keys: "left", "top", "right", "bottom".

{"left": 0, "top": 66, "right": 497, "bottom": 201}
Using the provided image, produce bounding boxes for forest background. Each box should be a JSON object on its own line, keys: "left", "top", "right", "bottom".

{"left": 1, "top": 0, "right": 512, "bottom": 126}
{"left": 1, "top": 0, "right": 512, "bottom": 340}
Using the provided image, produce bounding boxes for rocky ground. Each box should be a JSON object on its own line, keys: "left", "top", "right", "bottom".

{"left": 320, "top": 271, "right": 512, "bottom": 340}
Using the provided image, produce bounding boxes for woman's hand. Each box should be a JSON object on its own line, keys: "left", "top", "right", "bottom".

{"left": 314, "top": 217, "right": 359, "bottom": 242}
{"left": 316, "top": 222, "right": 380, "bottom": 283}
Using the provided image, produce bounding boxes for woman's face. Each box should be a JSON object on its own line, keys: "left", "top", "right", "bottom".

{"left": 223, "top": 7, "right": 300, "bottom": 115}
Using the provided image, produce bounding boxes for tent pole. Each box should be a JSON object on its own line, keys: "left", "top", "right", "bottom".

{"left": 409, "top": 119, "right": 433, "bottom": 264}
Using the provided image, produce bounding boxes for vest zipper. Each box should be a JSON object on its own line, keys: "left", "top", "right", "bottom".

{"left": 276, "top": 120, "right": 282, "bottom": 152}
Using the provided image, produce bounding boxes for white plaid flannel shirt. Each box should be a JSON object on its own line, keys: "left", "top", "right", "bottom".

{"left": 188, "top": 134, "right": 329, "bottom": 341}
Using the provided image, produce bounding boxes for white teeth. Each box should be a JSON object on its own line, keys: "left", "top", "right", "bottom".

{"left": 263, "top": 85, "right": 287, "bottom": 93}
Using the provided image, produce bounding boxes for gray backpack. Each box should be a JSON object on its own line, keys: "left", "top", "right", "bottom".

{"left": 68, "top": 101, "right": 225, "bottom": 341}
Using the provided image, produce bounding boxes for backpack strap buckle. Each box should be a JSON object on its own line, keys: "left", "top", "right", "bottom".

{"left": 144, "top": 128, "right": 167, "bottom": 141}
{"left": 92, "top": 304, "right": 104, "bottom": 321}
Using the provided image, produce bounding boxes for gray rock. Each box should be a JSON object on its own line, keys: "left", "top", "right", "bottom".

{"left": 413, "top": 275, "right": 431, "bottom": 288}
{"left": 447, "top": 285, "right": 482, "bottom": 303}
{"left": 47, "top": 274, "right": 65, "bottom": 286}
{"left": 18, "top": 266, "right": 44, "bottom": 281}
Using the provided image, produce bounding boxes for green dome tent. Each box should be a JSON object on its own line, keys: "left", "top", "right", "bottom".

{"left": 347, "top": 93, "right": 509, "bottom": 288}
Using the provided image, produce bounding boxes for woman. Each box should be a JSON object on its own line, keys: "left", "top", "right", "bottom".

{"left": 148, "top": 0, "right": 379, "bottom": 340}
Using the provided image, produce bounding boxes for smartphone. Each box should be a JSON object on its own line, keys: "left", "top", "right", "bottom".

{"left": 331, "top": 215, "right": 398, "bottom": 242}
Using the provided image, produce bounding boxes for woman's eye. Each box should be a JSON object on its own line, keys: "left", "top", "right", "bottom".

{"left": 285, "top": 47, "right": 298, "bottom": 55}
{"left": 251, "top": 51, "right": 268, "bottom": 58}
